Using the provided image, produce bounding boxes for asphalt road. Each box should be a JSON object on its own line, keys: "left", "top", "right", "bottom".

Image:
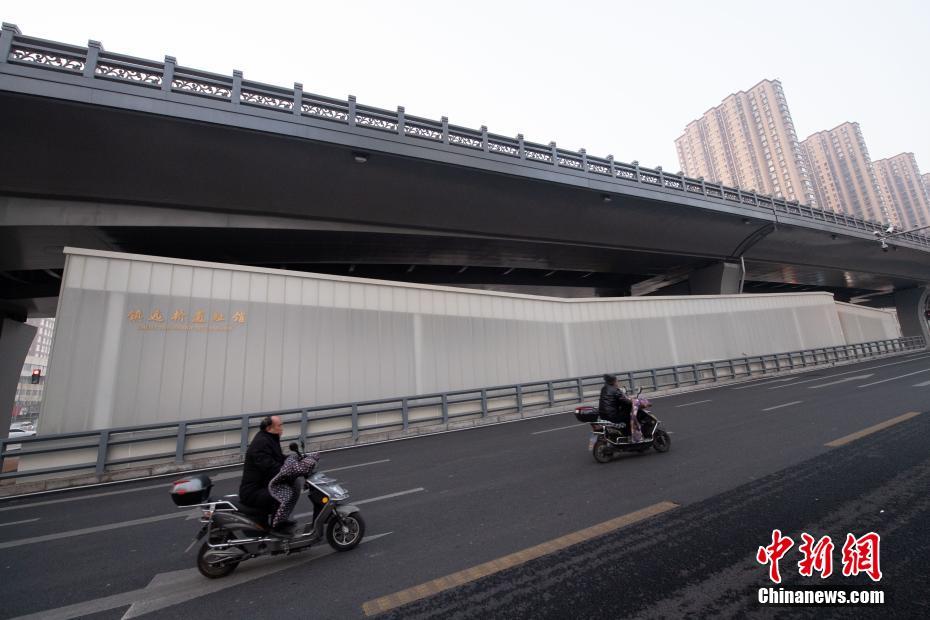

{"left": 1, "top": 350, "right": 929, "bottom": 620}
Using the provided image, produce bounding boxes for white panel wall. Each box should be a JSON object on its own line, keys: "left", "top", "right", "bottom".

{"left": 42, "top": 249, "right": 863, "bottom": 433}
{"left": 835, "top": 302, "right": 901, "bottom": 344}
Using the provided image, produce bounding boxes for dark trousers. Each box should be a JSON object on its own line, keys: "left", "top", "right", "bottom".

{"left": 239, "top": 486, "right": 279, "bottom": 516}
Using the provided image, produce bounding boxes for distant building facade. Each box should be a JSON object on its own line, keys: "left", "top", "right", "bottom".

{"left": 800, "top": 122, "right": 895, "bottom": 225}
{"left": 13, "top": 318, "right": 55, "bottom": 424}
{"left": 872, "top": 153, "right": 930, "bottom": 231}
{"left": 675, "top": 79, "right": 817, "bottom": 206}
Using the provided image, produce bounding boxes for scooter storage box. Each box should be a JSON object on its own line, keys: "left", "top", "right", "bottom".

{"left": 170, "top": 474, "right": 213, "bottom": 506}
{"left": 574, "top": 406, "right": 599, "bottom": 423}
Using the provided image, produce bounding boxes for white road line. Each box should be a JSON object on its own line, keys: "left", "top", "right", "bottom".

{"left": 5, "top": 483, "right": 421, "bottom": 550}
{"left": 675, "top": 399, "right": 712, "bottom": 407}
{"left": 768, "top": 354, "right": 930, "bottom": 390}
{"left": 0, "top": 517, "right": 39, "bottom": 527}
{"left": 762, "top": 401, "right": 803, "bottom": 412}
{"left": 8, "top": 532, "right": 393, "bottom": 620}
{"left": 859, "top": 368, "right": 930, "bottom": 388}
{"left": 807, "top": 374, "right": 873, "bottom": 389}
{"left": 731, "top": 377, "right": 797, "bottom": 389}
{"left": 531, "top": 424, "right": 582, "bottom": 435}
{"left": 0, "top": 458, "right": 390, "bottom": 513}
{"left": 354, "top": 487, "right": 425, "bottom": 506}
{"left": 292, "top": 487, "right": 425, "bottom": 519}
{"left": 914, "top": 380, "right": 930, "bottom": 387}
{"left": 0, "top": 511, "right": 192, "bottom": 550}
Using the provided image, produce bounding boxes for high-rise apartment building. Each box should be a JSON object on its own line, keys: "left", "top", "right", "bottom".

{"left": 922, "top": 172, "right": 930, "bottom": 196}
{"left": 872, "top": 153, "right": 930, "bottom": 231}
{"left": 799, "top": 122, "right": 894, "bottom": 225}
{"left": 675, "top": 79, "right": 817, "bottom": 206}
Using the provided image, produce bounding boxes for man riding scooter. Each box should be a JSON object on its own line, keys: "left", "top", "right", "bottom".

{"left": 238, "top": 416, "right": 286, "bottom": 524}
{"left": 597, "top": 374, "right": 643, "bottom": 441}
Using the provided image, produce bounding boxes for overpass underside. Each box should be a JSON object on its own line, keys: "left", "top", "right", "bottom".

{"left": 1, "top": 91, "right": 927, "bottom": 319}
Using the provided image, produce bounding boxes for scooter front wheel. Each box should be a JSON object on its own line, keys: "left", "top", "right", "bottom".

{"left": 653, "top": 430, "right": 671, "bottom": 453}
{"left": 326, "top": 512, "right": 365, "bottom": 551}
{"left": 592, "top": 439, "right": 614, "bottom": 464}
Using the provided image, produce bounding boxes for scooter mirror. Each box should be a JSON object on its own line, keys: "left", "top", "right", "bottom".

{"left": 289, "top": 442, "right": 299, "bottom": 453}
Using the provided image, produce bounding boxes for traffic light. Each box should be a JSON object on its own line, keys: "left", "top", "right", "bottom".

{"left": 31, "top": 368, "right": 41, "bottom": 384}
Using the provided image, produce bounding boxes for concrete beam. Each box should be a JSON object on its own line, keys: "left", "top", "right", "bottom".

{"left": 894, "top": 286, "right": 930, "bottom": 341}
{"left": 689, "top": 262, "right": 742, "bottom": 295}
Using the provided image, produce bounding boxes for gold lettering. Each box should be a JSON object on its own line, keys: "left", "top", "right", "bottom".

{"left": 127, "top": 310, "right": 143, "bottom": 322}
{"left": 192, "top": 310, "right": 206, "bottom": 324}
{"left": 149, "top": 309, "right": 165, "bottom": 322}
{"left": 171, "top": 309, "right": 187, "bottom": 322}
{"left": 232, "top": 311, "right": 246, "bottom": 324}
{"left": 212, "top": 312, "right": 225, "bottom": 322}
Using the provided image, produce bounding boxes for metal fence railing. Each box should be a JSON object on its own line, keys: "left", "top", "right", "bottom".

{"left": 1, "top": 336, "right": 924, "bottom": 483}
{"left": 2, "top": 24, "right": 929, "bottom": 250}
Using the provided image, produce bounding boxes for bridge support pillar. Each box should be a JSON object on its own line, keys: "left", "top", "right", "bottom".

{"left": 0, "top": 318, "right": 37, "bottom": 434}
{"left": 689, "top": 262, "right": 742, "bottom": 295}
{"left": 893, "top": 286, "right": 930, "bottom": 342}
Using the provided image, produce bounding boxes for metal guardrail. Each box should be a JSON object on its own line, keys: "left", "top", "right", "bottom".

{"left": 2, "top": 24, "right": 929, "bottom": 250}
{"left": 1, "top": 336, "right": 924, "bottom": 482}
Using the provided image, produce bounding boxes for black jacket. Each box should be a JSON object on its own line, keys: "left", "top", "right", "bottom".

{"left": 239, "top": 430, "right": 286, "bottom": 501}
{"left": 598, "top": 384, "right": 632, "bottom": 423}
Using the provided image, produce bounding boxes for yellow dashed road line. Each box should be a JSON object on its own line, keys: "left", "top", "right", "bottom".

{"left": 825, "top": 411, "right": 921, "bottom": 447}
{"left": 361, "top": 500, "right": 679, "bottom": 616}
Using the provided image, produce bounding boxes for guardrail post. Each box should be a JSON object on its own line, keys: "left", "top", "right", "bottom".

{"left": 293, "top": 82, "right": 303, "bottom": 115}
{"left": 516, "top": 385, "right": 524, "bottom": 416}
{"left": 83, "top": 39, "right": 102, "bottom": 78}
{"left": 699, "top": 177, "right": 707, "bottom": 195}
{"left": 231, "top": 69, "right": 242, "bottom": 104}
{"left": 402, "top": 398, "right": 410, "bottom": 430}
{"left": 672, "top": 367, "right": 680, "bottom": 387}
{"left": 480, "top": 389, "right": 488, "bottom": 417}
{"left": 710, "top": 362, "right": 719, "bottom": 382}
{"left": 351, "top": 404, "right": 359, "bottom": 440}
{"left": 96, "top": 430, "right": 110, "bottom": 476}
{"left": 162, "top": 55, "right": 176, "bottom": 92}
{"left": 579, "top": 148, "right": 587, "bottom": 172}
{"left": 348, "top": 95, "right": 357, "bottom": 126}
{"left": 633, "top": 161, "right": 642, "bottom": 183}
{"left": 576, "top": 378, "right": 583, "bottom": 399}
{"left": 441, "top": 116, "right": 449, "bottom": 144}
{"left": 481, "top": 125, "right": 489, "bottom": 152}
{"left": 0, "top": 23, "right": 21, "bottom": 63}
{"left": 728, "top": 359, "right": 736, "bottom": 378}
{"left": 440, "top": 394, "right": 449, "bottom": 424}
{"left": 397, "top": 106, "right": 406, "bottom": 136}
{"left": 0, "top": 440, "right": 7, "bottom": 473}
{"left": 627, "top": 372, "right": 635, "bottom": 390}
{"left": 607, "top": 154, "right": 615, "bottom": 177}
{"left": 547, "top": 381, "right": 554, "bottom": 406}
{"left": 549, "top": 142, "right": 558, "bottom": 167}
{"left": 240, "top": 416, "right": 251, "bottom": 455}
{"left": 517, "top": 133, "right": 525, "bottom": 159}
{"left": 174, "top": 423, "right": 187, "bottom": 464}
{"left": 300, "top": 409, "right": 308, "bottom": 441}
{"left": 650, "top": 368, "right": 658, "bottom": 390}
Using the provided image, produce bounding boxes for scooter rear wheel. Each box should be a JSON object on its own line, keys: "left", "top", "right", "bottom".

{"left": 592, "top": 439, "right": 614, "bottom": 464}
{"left": 196, "top": 536, "right": 240, "bottom": 579}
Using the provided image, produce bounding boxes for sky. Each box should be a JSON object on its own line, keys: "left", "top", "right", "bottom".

{"left": 4, "top": 0, "right": 929, "bottom": 174}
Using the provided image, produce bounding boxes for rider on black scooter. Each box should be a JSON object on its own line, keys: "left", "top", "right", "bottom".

{"left": 598, "top": 374, "right": 632, "bottom": 426}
